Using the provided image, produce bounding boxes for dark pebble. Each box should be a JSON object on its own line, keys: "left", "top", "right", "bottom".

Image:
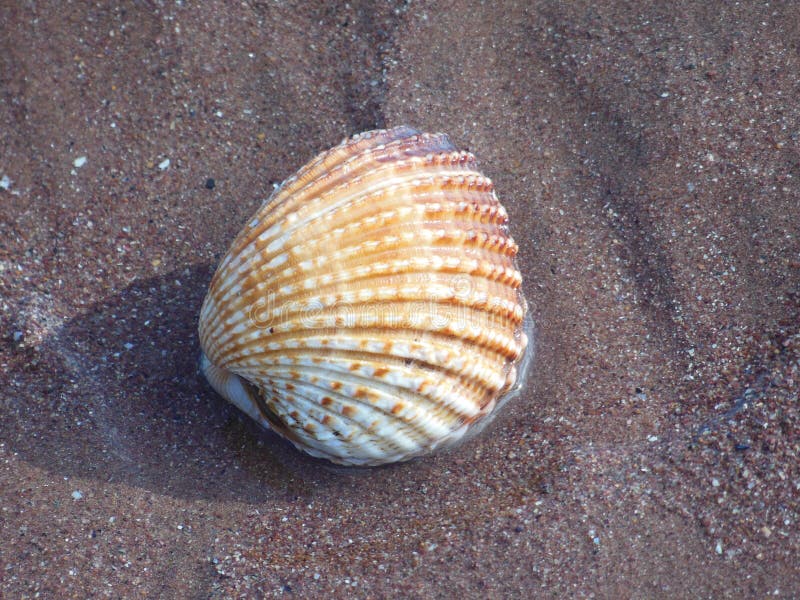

{"left": 205, "top": 178, "right": 215, "bottom": 190}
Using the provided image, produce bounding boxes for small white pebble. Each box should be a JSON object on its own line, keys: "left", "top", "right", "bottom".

{"left": 0, "top": 175, "right": 11, "bottom": 190}
{"left": 72, "top": 490, "right": 83, "bottom": 500}
{"left": 313, "top": 573, "right": 320, "bottom": 580}
{"left": 158, "top": 158, "right": 170, "bottom": 170}
{"left": 73, "top": 156, "right": 88, "bottom": 168}
{"left": 648, "top": 435, "right": 658, "bottom": 442}
{"left": 712, "top": 478, "right": 720, "bottom": 487}
{"left": 715, "top": 540, "right": 723, "bottom": 555}
{"left": 123, "top": 342, "right": 134, "bottom": 350}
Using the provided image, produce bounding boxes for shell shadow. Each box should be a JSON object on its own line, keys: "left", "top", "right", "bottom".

{"left": 10, "top": 263, "right": 382, "bottom": 503}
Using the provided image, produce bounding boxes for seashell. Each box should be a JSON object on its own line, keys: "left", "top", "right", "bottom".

{"left": 198, "top": 126, "right": 532, "bottom": 466}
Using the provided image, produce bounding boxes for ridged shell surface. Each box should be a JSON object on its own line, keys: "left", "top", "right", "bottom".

{"left": 198, "top": 126, "right": 530, "bottom": 466}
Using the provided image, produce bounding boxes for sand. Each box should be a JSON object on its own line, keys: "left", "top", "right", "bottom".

{"left": 1, "top": 1, "right": 798, "bottom": 597}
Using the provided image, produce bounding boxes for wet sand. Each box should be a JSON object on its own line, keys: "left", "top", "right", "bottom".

{"left": 1, "top": 1, "right": 798, "bottom": 597}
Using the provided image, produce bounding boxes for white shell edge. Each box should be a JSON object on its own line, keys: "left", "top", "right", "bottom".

{"left": 200, "top": 352, "right": 271, "bottom": 431}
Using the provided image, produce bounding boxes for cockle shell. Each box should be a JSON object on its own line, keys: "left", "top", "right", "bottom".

{"left": 198, "top": 126, "right": 531, "bottom": 466}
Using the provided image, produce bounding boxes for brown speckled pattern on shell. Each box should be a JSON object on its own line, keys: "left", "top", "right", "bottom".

{"left": 198, "top": 126, "right": 530, "bottom": 465}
